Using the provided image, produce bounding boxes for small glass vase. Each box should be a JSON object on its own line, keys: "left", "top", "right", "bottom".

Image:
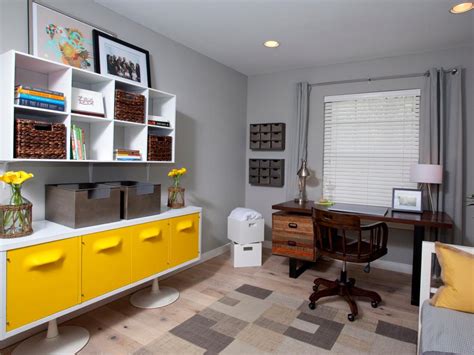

{"left": 167, "top": 186, "right": 185, "bottom": 209}
{"left": 0, "top": 185, "right": 33, "bottom": 238}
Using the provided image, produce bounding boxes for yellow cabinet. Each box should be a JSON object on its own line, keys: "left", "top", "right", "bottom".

{"left": 131, "top": 220, "right": 170, "bottom": 282}
{"left": 6, "top": 238, "right": 81, "bottom": 331}
{"left": 169, "top": 213, "right": 200, "bottom": 268}
{"left": 81, "top": 227, "right": 131, "bottom": 301}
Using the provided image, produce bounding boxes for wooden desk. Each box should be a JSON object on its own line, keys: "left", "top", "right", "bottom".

{"left": 271, "top": 200, "right": 453, "bottom": 306}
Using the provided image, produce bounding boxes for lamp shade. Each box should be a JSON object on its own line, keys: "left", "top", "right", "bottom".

{"left": 410, "top": 164, "right": 443, "bottom": 184}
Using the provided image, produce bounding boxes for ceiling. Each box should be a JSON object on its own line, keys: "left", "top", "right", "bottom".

{"left": 95, "top": 0, "right": 474, "bottom": 76}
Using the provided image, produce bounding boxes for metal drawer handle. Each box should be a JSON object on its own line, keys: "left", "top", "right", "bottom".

{"left": 287, "top": 241, "right": 297, "bottom": 246}
{"left": 140, "top": 229, "right": 161, "bottom": 241}
{"left": 288, "top": 223, "right": 298, "bottom": 229}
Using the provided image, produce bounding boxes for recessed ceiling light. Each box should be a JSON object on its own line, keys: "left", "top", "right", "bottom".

{"left": 450, "top": 2, "right": 473, "bottom": 13}
{"left": 263, "top": 40, "right": 280, "bottom": 48}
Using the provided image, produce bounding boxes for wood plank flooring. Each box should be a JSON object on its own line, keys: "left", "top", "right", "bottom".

{"left": 3, "top": 249, "right": 419, "bottom": 354}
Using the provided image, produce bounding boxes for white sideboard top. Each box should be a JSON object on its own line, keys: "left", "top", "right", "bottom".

{"left": 0, "top": 206, "right": 202, "bottom": 251}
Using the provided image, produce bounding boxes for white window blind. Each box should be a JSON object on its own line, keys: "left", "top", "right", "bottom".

{"left": 323, "top": 90, "right": 420, "bottom": 207}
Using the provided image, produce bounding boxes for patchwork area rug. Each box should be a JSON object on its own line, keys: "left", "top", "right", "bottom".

{"left": 136, "top": 284, "right": 417, "bottom": 354}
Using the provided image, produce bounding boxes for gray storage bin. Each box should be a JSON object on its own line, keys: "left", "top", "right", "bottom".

{"left": 271, "top": 123, "right": 284, "bottom": 132}
{"left": 249, "top": 168, "right": 259, "bottom": 176}
{"left": 250, "top": 133, "right": 260, "bottom": 140}
{"left": 259, "top": 176, "right": 270, "bottom": 185}
{"left": 249, "top": 175, "right": 259, "bottom": 184}
{"left": 249, "top": 159, "right": 260, "bottom": 168}
{"left": 260, "top": 124, "right": 271, "bottom": 133}
{"left": 260, "top": 168, "right": 270, "bottom": 176}
{"left": 271, "top": 140, "right": 283, "bottom": 150}
{"left": 270, "top": 159, "right": 283, "bottom": 168}
{"left": 250, "top": 141, "right": 260, "bottom": 149}
{"left": 103, "top": 181, "right": 161, "bottom": 219}
{"left": 271, "top": 168, "right": 281, "bottom": 177}
{"left": 260, "top": 159, "right": 270, "bottom": 168}
{"left": 45, "top": 183, "right": 121, "bottom": 229}
{"left": 250, "top": 124, "right": 260, "bottom": 133}
{"left": 261, "top": 132, "right": 271, "bottom": 140}
{"left": 260, "top": 141, "right": 271, "bottom": 149}
{"left": 270, "top": 176, "right": 283, "bottom": 186}
{"left": 271, "top": 132, "right": 283, "bottom": 141}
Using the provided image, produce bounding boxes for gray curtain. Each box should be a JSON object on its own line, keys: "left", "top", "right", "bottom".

{"left": 287, "top": 82, "right": 312, "bottom": 200}
{"left": 421, "top": 67, "right": 464, "bottom": 244}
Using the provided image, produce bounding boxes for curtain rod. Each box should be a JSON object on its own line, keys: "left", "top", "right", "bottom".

{"left": 309, "top": 68, "right": 458, "bottom": 87}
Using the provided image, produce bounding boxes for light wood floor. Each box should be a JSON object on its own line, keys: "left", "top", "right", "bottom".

{"left": 4, "top": 249, "right": 419, "bottom": 354}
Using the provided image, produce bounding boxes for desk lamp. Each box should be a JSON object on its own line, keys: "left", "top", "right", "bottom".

{"left": 295, "top": 159, "right": 310, "bottom": 205}
{"left": 410, "top": 164, "right": 443, "bottom": 212}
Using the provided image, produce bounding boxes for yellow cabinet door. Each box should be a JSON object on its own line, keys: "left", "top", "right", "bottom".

{"left": 6, "top": 238, "right": 81, "bottom": 331}
{"left": 81, "top": 227, "right": 131, "bottom": 301}
{"left": 131, "top": 220, "right": 170, "bottom": 282}
{"left": 169, "top": 213, "right": 200, "bottom": 268}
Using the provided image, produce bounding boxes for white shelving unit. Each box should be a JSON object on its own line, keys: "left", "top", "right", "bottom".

{"left": 0, "top": 50, "right": 176, "bottom": 164}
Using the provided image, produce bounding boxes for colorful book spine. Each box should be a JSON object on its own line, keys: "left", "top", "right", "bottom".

{"left": 16, "top": 93, "right": 65, "bottom": 106}
{"left": 15, "top": 85, "right": 64, "bottom": 97}
{"left": 16, "top": 88, "right": 64, "bottom": 101}
{"left": 15, "top": 98, "right": 65, "bottom": 111}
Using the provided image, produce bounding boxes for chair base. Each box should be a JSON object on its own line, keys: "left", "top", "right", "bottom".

{"left": 308, "top": 271, "right": 382, "bottom": 321}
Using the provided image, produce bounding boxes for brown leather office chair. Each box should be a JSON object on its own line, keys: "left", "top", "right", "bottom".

{"left": 309, "top": 208, "right": 388, "bottom": 321}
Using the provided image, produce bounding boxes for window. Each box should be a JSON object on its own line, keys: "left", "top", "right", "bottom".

{"left": 322, "top": 90, "right": 420, "bottom": 207}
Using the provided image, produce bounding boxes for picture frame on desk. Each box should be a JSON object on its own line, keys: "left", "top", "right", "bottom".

{"left": 392, "top": 188, "right": 423, "bottom": 213}
{"left": 93, "top": 29, "right": 152, "bottom": 88}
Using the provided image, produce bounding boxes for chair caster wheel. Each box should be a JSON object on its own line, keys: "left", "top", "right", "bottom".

{"left": 347, "top": 313, "right": 355, "bottom": 322}
{"left": 308, "top": 302, "right": 316, "bottom": 310}
{"left": 313, "top": 285, "right": 319, "bottom": 292}
{"left": 371, "top": 301, "right": 379, "bottom": 308}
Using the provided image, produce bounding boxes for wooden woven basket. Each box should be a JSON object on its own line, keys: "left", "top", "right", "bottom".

{"left": 148, "top": 136, "right": 172, "bottom": 161}
{"left": 115, "top": 90, "right": 145, "bottom": 123}
{"left": 0, "top": 203, "right": 33, "bottom": 238}
{"left": 15, "top": 119, "right": 67, "bottom": 159}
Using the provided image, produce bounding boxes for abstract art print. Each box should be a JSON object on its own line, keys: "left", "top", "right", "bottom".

{"left": 29, "top": 1, "right": 114, "bottom": 71}
{"left": 93, "top": 30, "right": 151, "bottom": 88}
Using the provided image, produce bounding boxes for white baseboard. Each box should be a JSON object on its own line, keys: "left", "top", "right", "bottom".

{"left": 0, "top": 242, "right": 232, "bottom": 350}
{"left": 262, "top": 240, "right": 411, "bottom": 274}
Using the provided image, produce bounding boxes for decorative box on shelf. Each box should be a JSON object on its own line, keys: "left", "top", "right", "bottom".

{"left": 114, "top": 89, "right": 145, "bottom": 123}
{"left": 71, "top": 87, "right": 105, "bottom": 117}
{"left": 148, "top": 135, "right": 172, "bottom": 161}
{"left": 45, "top": 183, "right": 121, "bottom": 228}
{"left": 15, "top": 118, "right": 67, "bottom": 159}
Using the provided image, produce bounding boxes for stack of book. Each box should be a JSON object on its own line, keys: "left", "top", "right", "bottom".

{"left": 71, "top": 124, "right": 87, "bottom": 160}
{"left": 114, "top": 149, "right": 142, "bottom": 161}
{"left": 15, "top": 85, "right": 65, "bottom": 112}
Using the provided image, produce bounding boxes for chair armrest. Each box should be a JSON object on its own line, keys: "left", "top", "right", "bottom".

{"left": 361, "top": 222, "right": 387, "bottom": 231}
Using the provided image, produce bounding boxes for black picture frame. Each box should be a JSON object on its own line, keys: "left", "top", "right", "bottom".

{"left": 93, "top": 29, "right": 152, "bottom": 88}
{"left": 392, "top": 188, "right": 423, "bottom": 213}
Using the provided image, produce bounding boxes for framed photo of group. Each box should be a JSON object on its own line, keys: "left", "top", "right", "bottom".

{"left": 93, "top": 30, "right": 152, "bottom": 88}
{"left": 392, "top": 188, "right": 423, "bottom": 213}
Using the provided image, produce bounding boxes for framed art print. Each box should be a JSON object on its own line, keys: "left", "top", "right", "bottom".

{"left": 29, "top": 1, "right": 115, "bottom": 71}
{"left": 93, "top": 30, "right": 152, "bottom": 88}
{"left": 392, "top": 188, "right": 423, "bottom": 213}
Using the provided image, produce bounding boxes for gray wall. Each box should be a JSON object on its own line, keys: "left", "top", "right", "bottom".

{"left": 246, "top": 45, "right": 474, "bottom": 267}
{"left": 0, "top": 0, "right": 248, "bottom": 253}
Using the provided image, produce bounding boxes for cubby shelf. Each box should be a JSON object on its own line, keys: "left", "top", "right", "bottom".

{"left": 0, "top": 50, "right": 177, "bottom": 164}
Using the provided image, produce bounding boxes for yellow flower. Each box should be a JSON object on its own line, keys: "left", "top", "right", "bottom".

{"left": 0, "top": 171, "right": 34, "bottom": 185}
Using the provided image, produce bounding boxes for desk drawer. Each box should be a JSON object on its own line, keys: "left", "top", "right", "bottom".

{"left": 272, "top": 213, "right": 313, "bottom": 236}
{"left": 272, "top": 231, "right": 315, "bottom": 261}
